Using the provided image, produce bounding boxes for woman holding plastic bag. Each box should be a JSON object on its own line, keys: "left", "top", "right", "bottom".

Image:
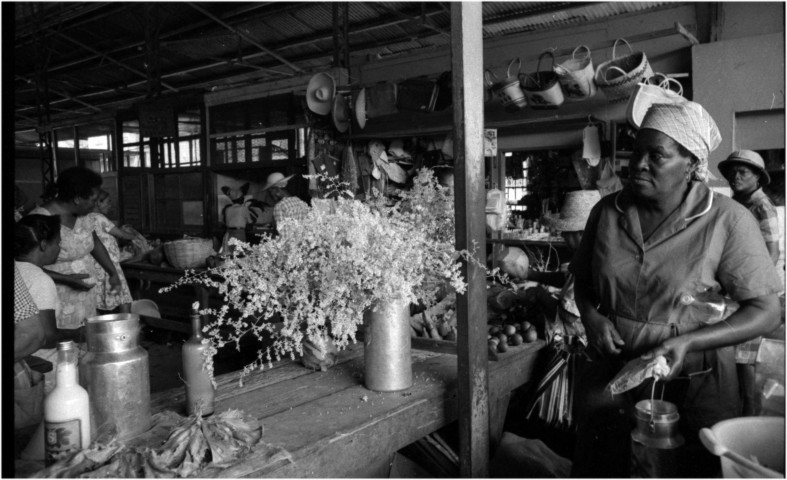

{"left": 569, "top": 101, "right": 782, "bottom": 477}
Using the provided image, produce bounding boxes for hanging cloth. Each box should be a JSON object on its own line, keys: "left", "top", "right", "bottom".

{"left": 341, "top": 141, "right": 360, "bottom": 195}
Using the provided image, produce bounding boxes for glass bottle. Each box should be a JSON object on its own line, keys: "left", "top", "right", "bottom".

{"left": 182, "top": 302, "right": 215, "bottom": 416}
{"left": 44, "top": 340, "right": 91, "bottom": 466}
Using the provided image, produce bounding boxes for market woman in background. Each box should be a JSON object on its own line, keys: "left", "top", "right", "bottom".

{"left": 29, "top": 166, "right": 121, "bottom": 330}
{"left": 570, "top": 102, "right": 782, "bottom": 477}
{"left": 88, "top": 189, "right": 135, "bottom": 313}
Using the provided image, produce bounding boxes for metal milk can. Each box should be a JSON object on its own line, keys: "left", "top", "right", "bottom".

{"left": 630, "top": 398, "right": 685, "bottom": 477}
{"left": 79, "top": 313, "right": 151, "bottom": 440}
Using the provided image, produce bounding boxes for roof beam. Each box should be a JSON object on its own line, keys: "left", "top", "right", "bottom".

{"left": 43, "top": 3, "right": 274, "bottom": 75}
{"left": 187, "top": 2, "right": 303, "bottom": 75}
{"left": 15, "top": 75, "right": 102, "bottom": 112}
{"left": 56, "top": 32, "right": 180, "bottom": 93}
{"left": 368, "top": 3, "right": 450, "bottom": 37}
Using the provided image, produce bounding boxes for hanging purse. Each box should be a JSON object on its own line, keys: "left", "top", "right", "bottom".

{"left": 486, "top": 58, "right": 528, "bottom": 112}
{"left": 554, "top": 45, "right": 597, "bottom": 100}
{"left": 397, "top": 77, "right": 439, "bottom": 113}
{"left": 365, "top": 82, "right": 398, "bottom": 118}
{"left": 521, "top": 51, "right": 565, "bottom": 109}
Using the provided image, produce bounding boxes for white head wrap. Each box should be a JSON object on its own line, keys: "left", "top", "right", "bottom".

{"left": 640, "top": 102, "right": 721, "bottom": 182}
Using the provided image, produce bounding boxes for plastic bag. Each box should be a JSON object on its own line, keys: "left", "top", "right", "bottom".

{"left": 596, "top": 157, "right": 623, "bottom": 197}
{"left": 607, "top": 355, "right": 670, "bottom": 395}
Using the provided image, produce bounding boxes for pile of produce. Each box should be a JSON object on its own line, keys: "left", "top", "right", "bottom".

{"left": 32, "top": 409, "right": 262, "bottom": 478}
{"left": 488, "top": 321, "right": 539, "bottom": 354}
{"left": 409, "top": 293, "right": 457, "bottom": 341}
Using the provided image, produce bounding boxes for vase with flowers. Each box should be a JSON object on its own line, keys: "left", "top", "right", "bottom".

{"left": 162, "top": 169, "right": 468, "bottom": 391}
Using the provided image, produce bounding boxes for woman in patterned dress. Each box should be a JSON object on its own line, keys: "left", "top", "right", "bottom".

{"left": 29, "top": 167, "right": 121, "bottom": 331}
{"left": 88, "top": 189, "right": 136, "bottom": 312}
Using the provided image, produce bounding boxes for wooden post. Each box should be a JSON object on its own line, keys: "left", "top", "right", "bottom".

{"left": 450, "top": 3, "right": 489, "bottom": 478}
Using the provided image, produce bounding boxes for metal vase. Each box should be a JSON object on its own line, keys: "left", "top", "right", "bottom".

{"left": 79, "top": 314, "right": 151, "bottom": 440}
{"left": 363, "top": 299, "right": 412, "bottom": 392}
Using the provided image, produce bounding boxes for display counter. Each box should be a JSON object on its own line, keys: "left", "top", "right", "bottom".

{"left": 16, "top": 339, "right": 544, "bottom": 478}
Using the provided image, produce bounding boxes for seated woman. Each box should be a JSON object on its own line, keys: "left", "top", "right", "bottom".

{"left": 15, "top": 215, "right": 84, "bottom": 395}
{"left": 14, "top": 263, "right": 44, "bottom": 432}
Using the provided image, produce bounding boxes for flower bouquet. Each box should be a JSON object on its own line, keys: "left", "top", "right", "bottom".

{"left": 163, "top": 169, "right": 468, "bottom": 384}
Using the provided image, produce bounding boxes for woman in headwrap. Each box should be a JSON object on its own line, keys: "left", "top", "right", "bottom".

{"left": 569, "top": 102, "right": 782, "bottom": 477}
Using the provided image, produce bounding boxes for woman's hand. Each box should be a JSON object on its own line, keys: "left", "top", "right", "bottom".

{"left": 64, "top": 273, "right": 95, "bottom": 291}
{"left": 108, "top": 273, "right": 122, "bottom": 294}
{"left": 584, "top": 310, "right": 625, "bottom": 356}
{"left": 641, "top": 336, "right": 691, "bottom": 381}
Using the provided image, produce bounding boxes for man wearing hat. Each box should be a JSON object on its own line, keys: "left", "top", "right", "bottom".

{"left": 259, "top": 172, "right": 309, "bottom": 228}
{"left": 719, "top": 150, "right": 781, "bottom": 264}
{"left": 719, "top": 149, "right": 784, "bottom": 415}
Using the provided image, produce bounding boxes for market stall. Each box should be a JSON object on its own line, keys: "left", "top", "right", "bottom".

{"left": 15, "top": 339, "right": 544, "bottom": 478}
{"left": 11, "top": 3, "right": 786, "bottom": 479}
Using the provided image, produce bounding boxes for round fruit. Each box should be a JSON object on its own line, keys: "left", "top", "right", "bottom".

{"left": 503, "top": 324, "right": 517, "bottom": 336}
{"left": 524, "top": 328, "right": 538, "bottom": 343}
{"left": 497, "top": 341, "right": 508, "bottom": 353}
{"left": 521, "top": 321, "right": 532, "bottom": 331}
{"left": 489, "top": 337, "right": 500, "bottom": 346}
{"left": 510, "top": 333, "right": 523, "bottom": 346}
{"left": 488, "top": 325, "right": 500, "bottom": 335}
{"left": 496, "top": 333, "right": 508, "bottom": 345}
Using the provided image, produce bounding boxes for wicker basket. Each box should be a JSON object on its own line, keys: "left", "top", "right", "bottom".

{"left": 594, "top": 38, "right": 653, "bottom": 103}
{"left": 163, "top": 238, "right": 214, "bottom": 269}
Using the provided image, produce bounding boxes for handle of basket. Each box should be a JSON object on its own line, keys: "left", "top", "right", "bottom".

{"left": 604, "top": 66, "right": 628, "bottom": 82}
{"left": 536, "top": 51, "right": 556, "bottom": 72}
{"left": 644, "top": 72, "right": 669, "bottom": 86}
{"left": 659, "top": 77, "right": 684, "bottom": 96}
{"left": 612, "top": 38, "right": 633, "bottom": 59}
{"left": 572, "top": 45, "right": 591, "bottom": 60}
{"left": 507, "top": 57, "right": 522, "bottom": 78}
{"left": 485, "top": 69, "right": 499, "bottom": 86}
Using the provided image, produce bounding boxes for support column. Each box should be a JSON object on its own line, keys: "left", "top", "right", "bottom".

{"left": 450, "top": 3, "right": 489, "bottom": 478}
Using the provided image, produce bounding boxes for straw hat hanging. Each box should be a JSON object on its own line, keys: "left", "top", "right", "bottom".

{"left": 306, "top": 73, "right": 336, "bottom": 115}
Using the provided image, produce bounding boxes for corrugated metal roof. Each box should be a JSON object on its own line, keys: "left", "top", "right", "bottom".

{"left": 13, "top": 1, "right": 691, "bottom": 145}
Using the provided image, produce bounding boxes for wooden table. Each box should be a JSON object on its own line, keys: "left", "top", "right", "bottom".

{"left": 141, "top": 339, "right": 544, "bottom": 478}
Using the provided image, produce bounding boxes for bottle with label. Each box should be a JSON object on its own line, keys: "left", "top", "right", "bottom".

{"left": 44, "top": 340, "right": 91, "bottom": 466}
{"left": 182, "top": 302, "right": 215, "bottom": 416}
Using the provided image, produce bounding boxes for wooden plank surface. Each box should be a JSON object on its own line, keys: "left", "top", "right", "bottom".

{"left": 17, "top": 339, "right": 544, "bottom": 478}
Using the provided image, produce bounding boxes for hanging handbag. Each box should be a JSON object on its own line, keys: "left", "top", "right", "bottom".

{"left": 365, "top": 82, "right": 399, "bottom": 118}
{"left": 397, "top": 77, "right": 439, "bottom": 113}
{"left": 554, "top": 45, "right": 597, "bottom": 100}
{"left": 433, "top": 71, "right": 453, "bottom": 111}
{"left": 594, "top": 38, "right": 653, "bottom": 103}
{"left": 626, "top": 73, "right": 686, "bottom": 128}
{"left": 521, "top": 51, "right": 565, "bottom": 109}
{"left": 486, "top": 58, "right": 528, "bottom": 112}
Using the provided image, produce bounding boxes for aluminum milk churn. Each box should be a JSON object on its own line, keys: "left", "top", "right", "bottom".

{"left": 630, "top": 398, "right": 685, "bottom": 477}
{"left": 79, "top": 313, "right": 151, "bottom": 440}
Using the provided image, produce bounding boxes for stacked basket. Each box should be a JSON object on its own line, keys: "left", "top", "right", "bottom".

{"left": 163, "top": 238, "right": 215, "bottom": 269}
